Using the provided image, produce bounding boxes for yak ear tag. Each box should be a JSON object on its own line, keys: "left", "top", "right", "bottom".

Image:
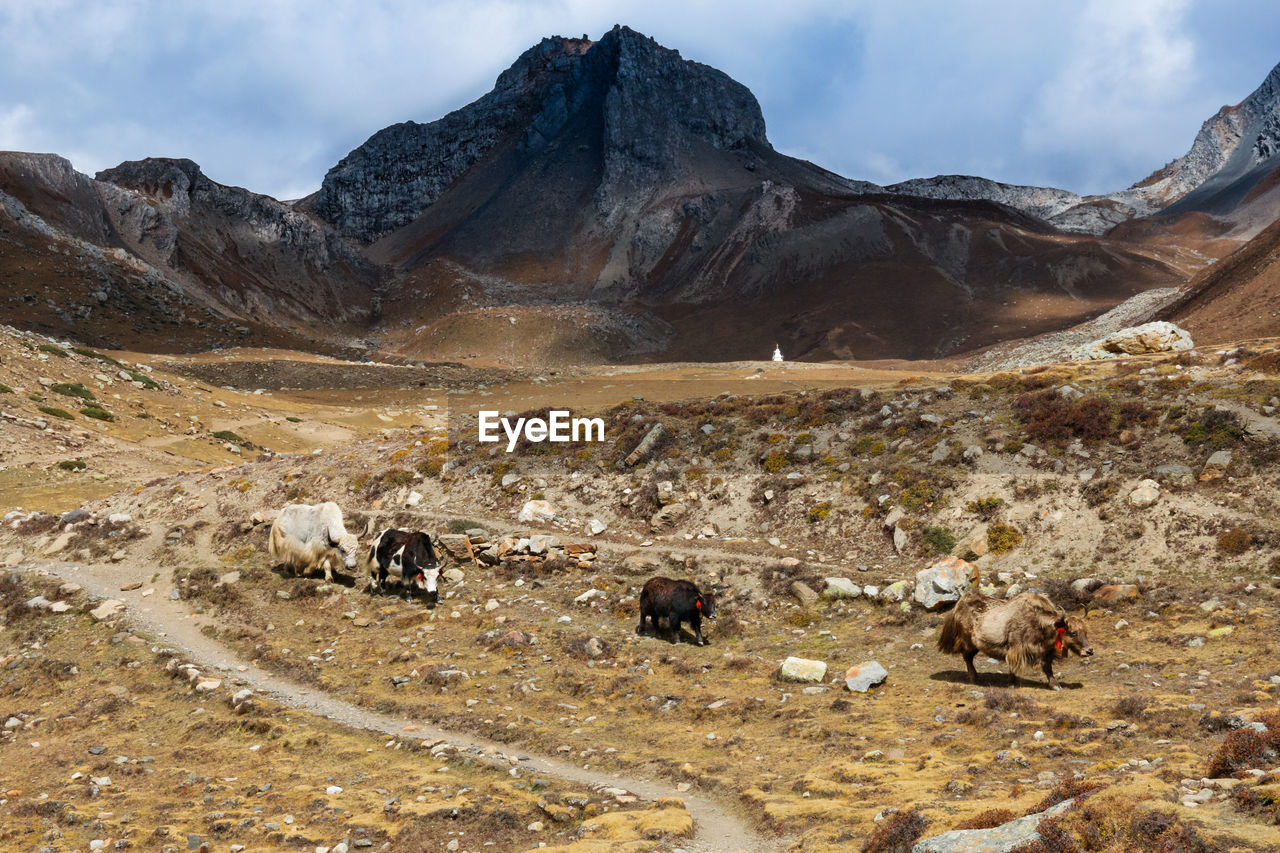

{"left": 1055, "top": 626, "right": 1066, "bottom": 653}
{"left": 696, "top": 599, "right": 702, "bottom": 610}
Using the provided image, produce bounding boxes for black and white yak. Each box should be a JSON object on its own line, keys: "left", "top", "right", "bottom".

{"left": 364, "top": 528, "right": 441, "bottom": 603}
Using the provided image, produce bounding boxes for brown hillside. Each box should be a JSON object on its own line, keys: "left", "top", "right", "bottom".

{"left": 1157, "top": 215, "right": 1280, "bottom": 344}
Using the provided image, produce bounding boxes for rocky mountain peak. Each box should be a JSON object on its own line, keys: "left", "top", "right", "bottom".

{"left": 312, "top": 25, "right": 769, "bottom": 242}
{"left": 1122, "top": 60, "right": 1280, "bottom": 214}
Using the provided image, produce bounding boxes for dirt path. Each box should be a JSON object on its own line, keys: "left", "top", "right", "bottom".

{"left": 17, "top": 552, "right": 780, "bottom": 853}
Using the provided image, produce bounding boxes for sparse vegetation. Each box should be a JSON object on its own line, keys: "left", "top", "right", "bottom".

{"left": 966, "top": 496, "right": 1003, "bottom": 519}
{"left": 0, "top": 382, "right": 11, "bottom": 394}
{"left": 127, "top": 369, "right": 161, "bottom": 390}
{"left": 37, "top": 343, "right": 68, "bottom": 357}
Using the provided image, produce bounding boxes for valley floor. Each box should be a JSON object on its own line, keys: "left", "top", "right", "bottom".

{"left": 4, "top": 328, "right": 1280, "bottom": 852}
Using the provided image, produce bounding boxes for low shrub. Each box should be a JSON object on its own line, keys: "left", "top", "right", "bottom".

{"left": 987, "top": 523, "right": 1023, "bottom": 554}
{"left": 0, "top": 383, "right": 11, "bottom": 394}
{"left": 417, "top": 456, "right": 446, "bottom": 478}
{"left": 761, "top": 449, "right": 789, "bottom": 472}
{"left": 1181, "top": 407, "right": 1245, "bottom": 448}
{"left": 806, "top": 502, "right": 832, "bottom": 523}
{"left": 285, "top": 416, "right": 302, "bottom": 423}
{"left": 954, "top": 809, "right": 1015, "bottom": 831}
{"left": 56, "top": 460, "right": 86, "bottom": 471}
{"left": 38, "top": 406, "right": 74, "bottom": 420}
{"left": 966, "top": 496, "right": 1003, "bottom": 519}
{"left": 127, "top": 370, "right": 161, "bottom": 390}
{"left": 80, "top": 406, "right": 114, "bottom": 421}
{"left": 861, "top": 807, "right": 928, "bottom": 853}
{"left": 212, "top": 430, "right": 247, "bottom": 445}
{"left": 72, "top": 347, "right": 122, "bottom": 367}
{"left": 50, "top": 382, "right": 95, "bottom": 402}
{"left": 382, "top": 468, "right": 414, "bottom": 487}
{"left": 1207, "top": 726, "right": 1278, "bottom": 780}
{"left": 851, "top": 436, "right": 886, "bottom": 455}
{"left": 921, "top": 526, "right": 956, "bottom": 555}
{"left": 1218, "top": 526, "right": 1252, "bottom": 555}
{"left": 37, "top": 343, "right": 68, "bottom": 357}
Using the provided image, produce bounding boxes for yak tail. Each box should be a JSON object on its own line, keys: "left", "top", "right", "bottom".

{"left": 937, "top": 608, "right": 964, "bottom": 654}
{"left": 267, "top": 522, "right": 283, "bottom": 563}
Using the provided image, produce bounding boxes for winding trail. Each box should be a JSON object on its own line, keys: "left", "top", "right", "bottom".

{"left": 18, "top": 553, "right": 782, "bottom": 853}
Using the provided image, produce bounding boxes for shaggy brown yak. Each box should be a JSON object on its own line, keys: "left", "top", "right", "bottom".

{"left": 938, "top": 591, "right": 1093, "bottom": 690}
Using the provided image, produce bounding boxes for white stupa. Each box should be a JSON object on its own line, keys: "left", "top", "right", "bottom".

{"left": 771, "top": 344, "right": 783, "bottom": 362}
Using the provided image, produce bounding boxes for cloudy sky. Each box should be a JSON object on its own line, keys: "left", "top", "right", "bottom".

{"left": 2, "top": 0, "right": 1278, "bottom": 200}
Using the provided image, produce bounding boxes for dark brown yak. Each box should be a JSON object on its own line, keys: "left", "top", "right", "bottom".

{"left": 637, "top": 577, "right": 717, "bottom": 645}
{"left": 937, "top": 591, "right": 1093, "bottom": 690}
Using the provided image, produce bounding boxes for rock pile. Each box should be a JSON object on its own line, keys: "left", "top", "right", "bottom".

{"left": 435, "top": 529, "right": 598, "bottom": 569}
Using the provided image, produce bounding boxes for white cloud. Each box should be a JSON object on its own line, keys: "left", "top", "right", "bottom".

{"left": 0, "top": 1, "right": 1275, "bottom": 198}
{"left": 1023, "top": 0, "right": 1198, "bottom": 189}
{"left": 0, "top": 103, "right": 36, "bottom": 150}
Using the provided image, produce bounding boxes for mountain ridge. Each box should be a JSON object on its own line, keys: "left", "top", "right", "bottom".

{"left": 4, "top": 27, "right": 1279, "bottom": 363}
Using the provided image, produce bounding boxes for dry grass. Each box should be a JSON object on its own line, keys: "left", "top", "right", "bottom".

{"left": 0, "top": 573, "right": 674, "bottom": 851}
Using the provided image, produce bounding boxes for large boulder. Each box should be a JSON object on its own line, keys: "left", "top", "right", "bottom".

{"left": 913, "top": 557, "right": 977, "bottom": 610}
{"left": 436, "top": 534, "right": 473, "bottom": 561}
{"left": 89, "top": 599, "right": 125, "bottom": 622}
{"left": 1075, "top": 321, "right": 1193, "bottom": 360}
{"left": 912, "top": 799, "right": 1075, "bottom": 853}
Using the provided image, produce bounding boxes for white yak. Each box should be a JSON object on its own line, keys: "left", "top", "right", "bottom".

{"left": 268, "top": 502, "right": 360, "bottom": 583}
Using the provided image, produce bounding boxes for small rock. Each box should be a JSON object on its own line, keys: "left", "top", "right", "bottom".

{"left": 1200, "top": 450, "right": 1234, "bottom": 481}
{"left": 790, "top": 581, "right": 819, "bottom": 605}
{"left": 823, "top": 577, "right": 861, "bottom": 599}
{"left": 89, "top": 599, "right": 125, "bottom": 621}
{"left": 1127, "top": 479, "right": 1160, "bottom": 508}
{"left": 844, "top": 661, "right": 888, "bottom": 693}
{"left": 517, "top": 500, "right": 556, "bottom": 523}
{"left": 778, "top": 656, "right": 827, "bottom": 683}
{"left": 1152, "top": 464, "right": 1194, "bottom": 485}
{"left": 1092, "top": 584, "right": 1139, "bottom": 604}
{"left": 880, "top": 580, "right": 912, "bottom": 603}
